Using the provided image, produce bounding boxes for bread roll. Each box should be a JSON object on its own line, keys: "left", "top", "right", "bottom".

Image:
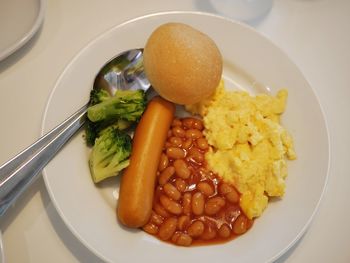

{"left": 143, "top": 23, "right": 223, "bottom": 105}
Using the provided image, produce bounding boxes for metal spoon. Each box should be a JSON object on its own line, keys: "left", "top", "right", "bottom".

{"left": 0, "top": 48, "right": 150, "bottom": 216}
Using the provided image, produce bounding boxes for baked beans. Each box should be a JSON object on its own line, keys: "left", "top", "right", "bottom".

{"left": 144, "top": 117, "right": 253, "bottom": 246}
{"left": 158, "top": 153, "right": 169, "bottom": 172}
{"left": 158, "top": 166, "right": 175, "bottom": 186}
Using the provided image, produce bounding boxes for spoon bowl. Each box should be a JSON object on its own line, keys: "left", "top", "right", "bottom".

{"left": 0, "top": 48, "right": 150, "bottom": 216}
{"left": 94, "top": 48, "right": 150, "bottom": 95}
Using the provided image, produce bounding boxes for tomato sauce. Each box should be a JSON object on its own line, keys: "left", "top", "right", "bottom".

{"left": 142, "top": 117, "right": 253, "bottom": 246}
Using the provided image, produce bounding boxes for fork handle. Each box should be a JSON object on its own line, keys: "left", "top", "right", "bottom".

{"left": 0, "top": 104, "right": 88, "bottom": 216}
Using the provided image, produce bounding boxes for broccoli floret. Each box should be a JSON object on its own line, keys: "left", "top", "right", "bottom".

{"left": 85, "top": 118, "right": 132, "bottom": 146}
{"left": 85, "top": 89, "right": 112, "bottom": 145}
{"left": 89, "top": 127, "right": 131, "bottom": 183}
{"left": 89, "top": 89, "right": 111, "bottom": 106}
{"left": 87, "top": 90, "right": 146, "bottom": 123}
{"left": 85, "top": 89, "right": 137, "bottom": 146}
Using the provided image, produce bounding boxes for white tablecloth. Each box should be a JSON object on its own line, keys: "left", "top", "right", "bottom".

{"left": 0, "top": 0, "right": 349, "bottom": 262}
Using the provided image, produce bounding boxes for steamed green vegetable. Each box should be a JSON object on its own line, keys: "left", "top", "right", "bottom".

{"left": 85, "top": 88, "right": 146, "bottom": 183}
{"left": 85, "top": 118, "right": 131, "bottom": 146}
{"left": 89, "top": 127, "right": 132, "bottom": 183}
{"left": 85, "top": 89, "right": 145, "bottom": 146}
{"left": 89, "top": 88, "right": 111, "bottom": 105}
{"left": 87, "top": 90, "right": 146, "bottom": 122}
{"left": 85, "top": 89, "right": 113, "bottom": 146}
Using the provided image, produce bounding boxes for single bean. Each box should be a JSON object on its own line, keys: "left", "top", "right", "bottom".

{"left": 205, "top": 196, "right": 226, "bottom": 215}
{"left": 168, "top": 136, "right": 182, "bottom": 147}
{"left": 196, "top": 138, "right": 209, "bottom": 150}
{"left": 160, "top": 195, "right": 182, "bottom": 215}
{"left": 163, "top": 183, "right": 181, "bottom": 201}
{"left": 177, "top": 215, "right": 190, "bottom": 231}
{"left": 158, "top": 217, "right": 178, "bottom": 240}
{"left": 172, "top": 126, "right": 185, "bottom": 138}
{"left": 153, "top": 203, "right": 171, "bottom": 218}
{"left": 166, "top": 147, "right": 186, "bottom": 159}
{"left": 192, "top": 119, "right": 204, "bottom": 130}
{"left": 218, "top": 224, "right": 231, "bottom": 238}
{"left": 174, "top": 178, "right": 187, "bottom": 192}
{"left": 185, "top": 129, "right": 203, "bottom": 139}
{"left": 188, "top": 147, "right": 204, "bottom": 163}
{"left": 226, "top": 190, "right": 240, "bottom": 204}
{"left": 143, "top": 223, "right": 159, "bottom": 235}
{"left": 150, "top": 212, "right": 164, "bottom": 226}
{"left": 187, "top": 220, "right": 205, "bottom": 237}
{"left": 171, "top": 232, "right": 181, "bottom": 243}
{"left": 197, "top": 181, "right": 214, "bottom": 196}
{"left": 158, "top": 153, "right": 169, "bottom": 172}
{"left": 233, "top": 214, "right": 248, "bottom": 235}
{"left": 172, "top": 118, "right": 182, "bottom": 127}
{"left": 182, "top": 192, "right": 192, "bottom": 215}
{"left": 172, "top": 232, "right": 192, "bottom": 246}
{"left": 167, "top": 129, "right": 173, "bottom": 138}
{"left": 201, "top": 223, "right": 217, "bottom": 240}
{"left": 182, "top": 138, "right": 193, "bottom": 149}
{"left": 182, "top": 118, "right": 195, "bottom": 129}
{"left": 192, "top": 192, "right": 205, "bottom": 215}
{"left": 158, "top": 166, "right": 175, "bottom": 185}
{"left": 219, "top": 183, "right": 234, "bottom": 195}
{"left": 173, "top": 159, "right": 191, "bottom": 179}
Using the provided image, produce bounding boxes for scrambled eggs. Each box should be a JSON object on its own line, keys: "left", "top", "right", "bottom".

{"left": 187, "top": 80, "right": 296, "bottom": 219}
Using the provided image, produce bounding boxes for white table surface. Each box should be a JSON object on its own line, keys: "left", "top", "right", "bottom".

{"left": 0, "top": 0, "right": 349, "bottom": 262}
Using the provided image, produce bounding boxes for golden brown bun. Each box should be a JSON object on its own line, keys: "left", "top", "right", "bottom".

{"left": 143, "top": 23, "right": 223, "bottom": 105}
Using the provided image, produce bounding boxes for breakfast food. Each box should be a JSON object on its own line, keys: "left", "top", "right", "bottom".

{"left": 117, "top": 96, "right": 175, "bottom": 227}
{"left": 85, "top": 22, "right": 297, "bottom": 248}
{"left": 187, "top": 80, "right": 296, "bottom": 219}
{"left": 143, "top": 23, "right": 223, "bottom": 105}
{"left": 142, "top": 117, "right": 253, "bottom": 246}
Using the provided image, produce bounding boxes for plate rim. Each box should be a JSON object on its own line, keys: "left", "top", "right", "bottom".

{"left": 41, "top": 10, "right": 331, "bottom": 263}
{"left": 0, "top": 0, "right": 46, "bottom": 61}
{"left": 0, "top": 231, "right": 4, "bottom": 263}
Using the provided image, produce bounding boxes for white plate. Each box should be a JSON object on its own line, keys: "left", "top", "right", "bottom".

{"left": 41, "top": 11, "right": 330, "bottom": 263}
{"left": 0, "top": 0, "right": 46, "bottom": 61}
{"left": 0, "top": 231, "right": 3, "bottom": 263}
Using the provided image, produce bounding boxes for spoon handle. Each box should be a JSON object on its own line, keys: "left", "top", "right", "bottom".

{"left": 0, "top": 104, "right": 88, "bottom": 216}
